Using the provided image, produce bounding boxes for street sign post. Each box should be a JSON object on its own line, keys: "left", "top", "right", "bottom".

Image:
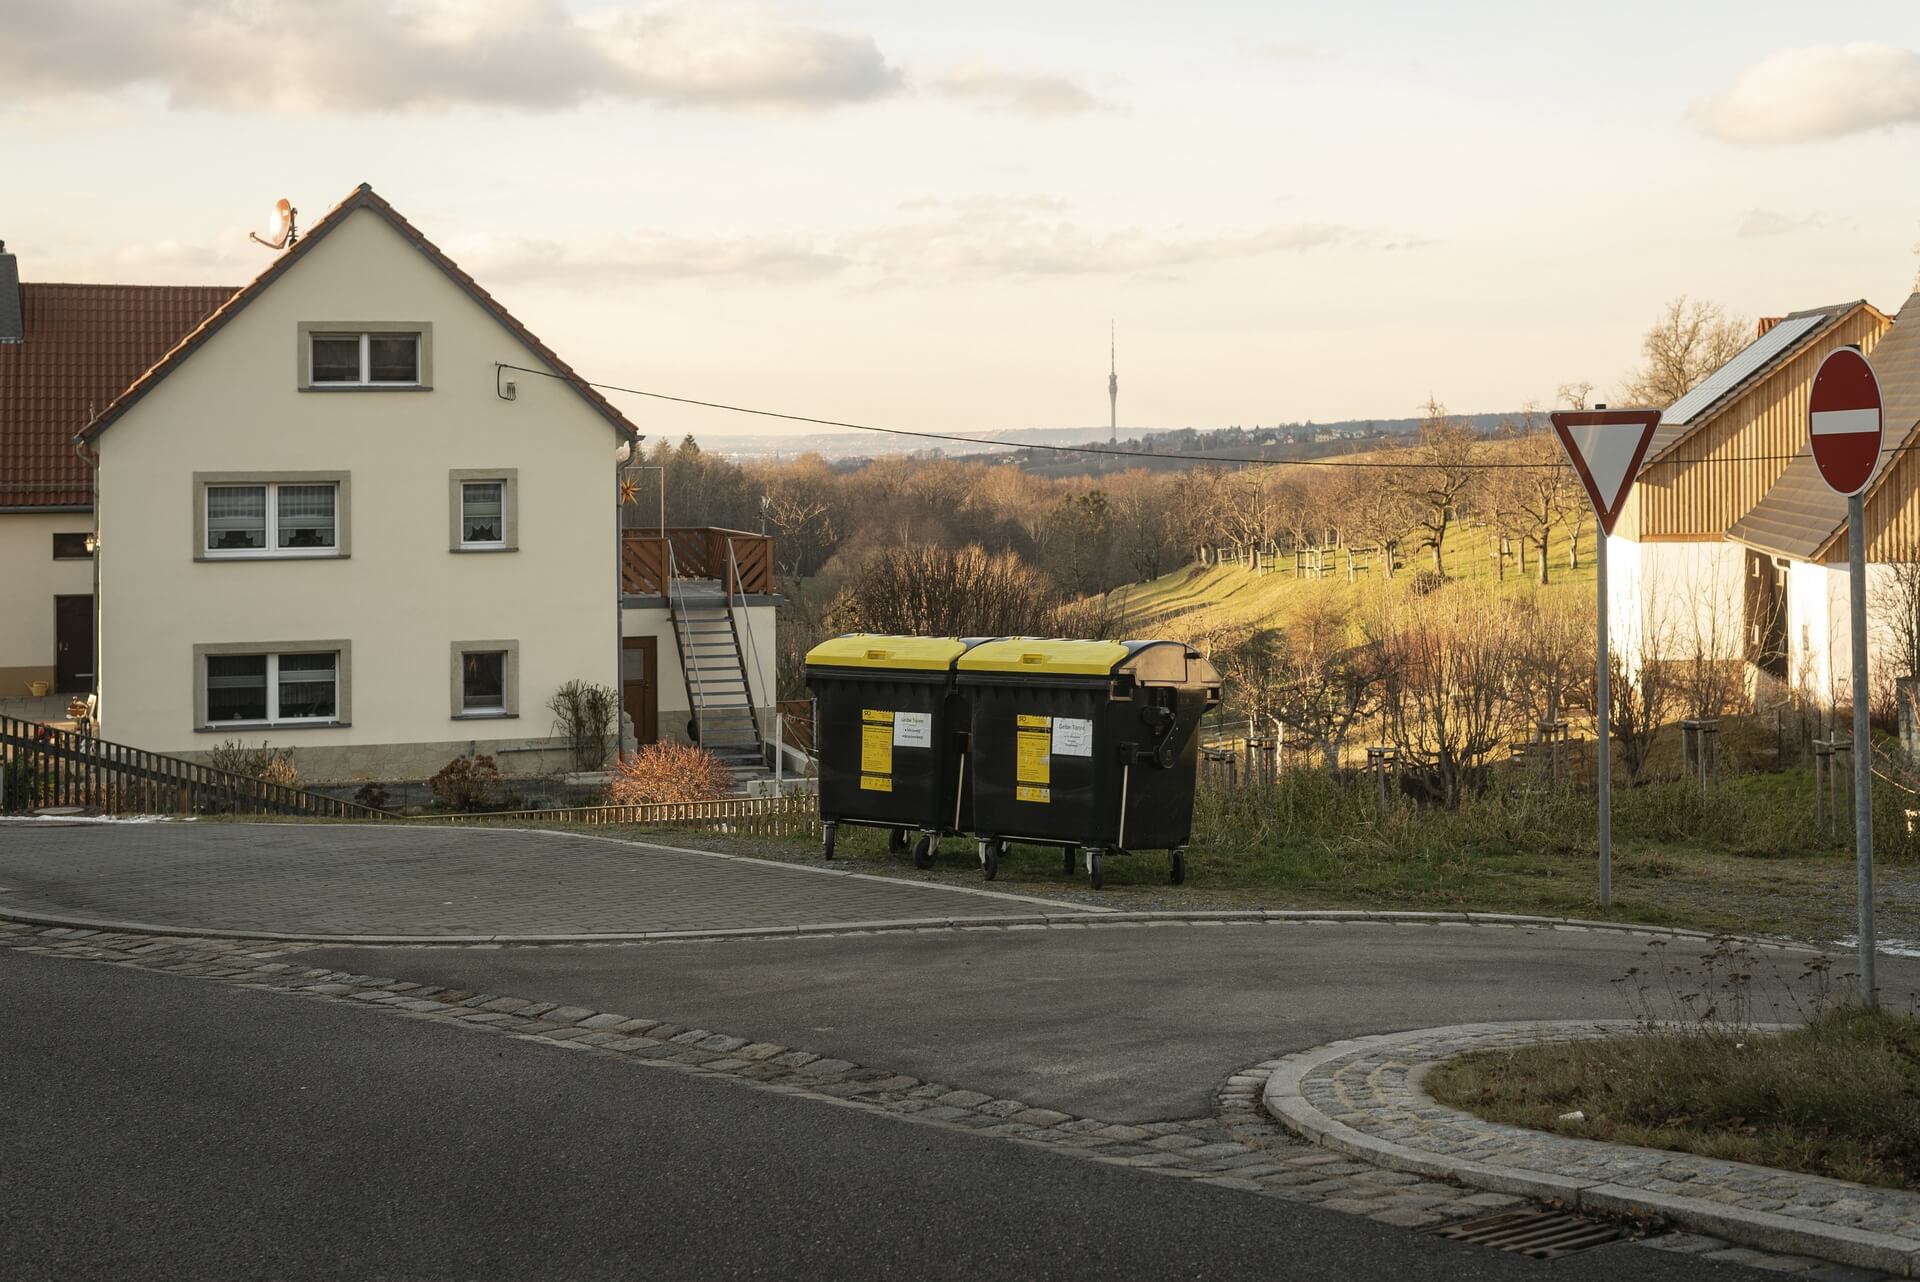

{"left": 1809, "top": 346, "right": 1884, "bottom": 1008}
{"left": 1550, "top": 408, "right": 1661, "bottom": 909}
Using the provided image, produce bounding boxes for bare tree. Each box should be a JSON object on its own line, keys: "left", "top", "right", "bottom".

{"left": 1369, "top": 586, "right": 1522, "bottom": 807}
{"left": 1621, "top": 297, "right": 1750, "bottom": 407}
{"left": 1395, "top": 399, "right": 1479, "bottom": 575}
{"left": 1221, "top": 601, "right": 1381, "bottom": 771}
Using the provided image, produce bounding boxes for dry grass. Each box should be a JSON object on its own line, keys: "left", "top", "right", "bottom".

{"left": 1428, "top": 1007, "right": 1920, "bottom": 1190}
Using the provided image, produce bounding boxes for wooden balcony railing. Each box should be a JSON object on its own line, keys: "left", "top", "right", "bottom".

{"left": 622, "top": 527, "right": 774, "bottom": 599}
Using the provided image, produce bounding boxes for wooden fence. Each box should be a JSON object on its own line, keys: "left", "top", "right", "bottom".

{"left": 0, "top": 715, "right": 390, "bottom": 819}
{"left": 409, "top": 790, "right": 818, "bottom": 837}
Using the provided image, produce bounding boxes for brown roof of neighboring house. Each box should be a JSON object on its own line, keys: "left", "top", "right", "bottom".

{"left": 1726, "top": 291, "right": 1920, "bottom": 561}
{"left": 83, "top": 182, "right": 642, "bottom": 446}
{"left": 0, "top": 283, "right": 234, "bottom": 508}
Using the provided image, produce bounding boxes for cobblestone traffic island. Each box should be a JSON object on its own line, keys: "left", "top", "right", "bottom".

{"left": 1262, "top": 1022, "right": 1920, "bottom": 1277}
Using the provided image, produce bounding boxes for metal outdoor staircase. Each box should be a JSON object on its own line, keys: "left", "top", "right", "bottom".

{"left": 666, "top": 584, "right": 770, "bottom": 791}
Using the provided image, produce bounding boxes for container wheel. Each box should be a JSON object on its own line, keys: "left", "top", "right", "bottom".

{"left": 982, "top": 840, "right": 1001, "bottom": 881}
{"left": 823, "top": 823, "right": 838, "bottom": 860}
{"left": 1085, "top": 847, "right": 1105, "bottom": 891}
{"left": 1170, "top": 848, "right": 1187, "bottom": 886}
{"left": 888, "top": 828, "right": 910, "bottom": 855}
{"left": 912, "top": 834, "right": 937, "bottom": 870}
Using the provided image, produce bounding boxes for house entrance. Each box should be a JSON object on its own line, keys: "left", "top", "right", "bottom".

{"left": 622, "top": 635, "right": 659, "bottom": 746}
{"left": 54, "top": 595, "right": 93, "bottom": 694}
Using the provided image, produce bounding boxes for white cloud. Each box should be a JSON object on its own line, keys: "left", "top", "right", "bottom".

{"left": 464, "top": 205, "right": 1388, "bottom": 287}
{"left": 1734, "top": 209, "right": 1841, "bottom": 238}
{"left": 924, "top": 67, "right": 1105, "bottom": 117}
{"left": 1698, "top": 44, "right": 1920, "bottom": 144}
{"left": 0, "top": 0, "right": 901, "bottom": 113}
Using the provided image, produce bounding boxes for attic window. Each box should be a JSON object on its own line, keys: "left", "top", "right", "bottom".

{"left": 300, "top": 323, "right": 432, "bottom": 390}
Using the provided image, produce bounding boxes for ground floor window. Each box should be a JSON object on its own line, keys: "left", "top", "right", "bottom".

{"left": 204, "top": 650, "right": 340, "bottom": 725}
{"left": 451, "top": 640, "right": 518, "bottom": 718}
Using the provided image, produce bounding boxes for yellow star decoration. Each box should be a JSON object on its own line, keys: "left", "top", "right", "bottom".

{"left": 619, "top": 478, "right": 641, "bottom": 506}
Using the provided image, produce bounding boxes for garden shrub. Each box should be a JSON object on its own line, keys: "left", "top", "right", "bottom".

{"left": 429, "top": 753, "right": 501, "bottom": 812}
{"left": 609, "top": 742, "right": 733, "bottom": 805}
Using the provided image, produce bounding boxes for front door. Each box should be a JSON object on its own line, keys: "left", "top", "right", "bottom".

{"left": 54, "top": 595, "right": 93, "bottom": 694}
{"left": 622, "top": 636, "right": 659, "bottom": 747}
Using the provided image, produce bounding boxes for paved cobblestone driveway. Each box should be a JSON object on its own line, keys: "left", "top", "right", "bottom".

{"left": 0, "top": 822, "right": 1078, "bottom": 937}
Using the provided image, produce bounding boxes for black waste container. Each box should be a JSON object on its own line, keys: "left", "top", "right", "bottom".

{"left": 804, "top": 635, "right": 987, "bottom": 867}
{"left": 957, "top": 639, "right": 1221, "bottom": 888}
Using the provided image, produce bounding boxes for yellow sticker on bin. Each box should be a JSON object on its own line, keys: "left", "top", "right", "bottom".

{"left": 1016, "top": 785, "right": 1050, "bottom": 804}
{"left": 861, "top": 709, "right": 894, "bottom": 778}
{"left": 861, "top": 774, "right": 893, "bottom": 792}
{"left": 1016, "top": 724, "right": 1050, "bottom": 790}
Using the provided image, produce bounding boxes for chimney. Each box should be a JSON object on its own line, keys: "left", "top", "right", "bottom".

{"left": 0, "top": 241, "right": 20, "bottom": 345}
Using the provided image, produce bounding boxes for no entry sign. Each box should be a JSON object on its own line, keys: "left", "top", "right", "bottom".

{"left": 1548, "top": 409, "right": 1661, "bottom": 535}
{"left": 1809, "top": 347, "right": 1883, "bottom": 496}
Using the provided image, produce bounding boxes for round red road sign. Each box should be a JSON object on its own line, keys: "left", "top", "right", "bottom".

{"left": 1809, "top": 347, "right": 1884, "bottom": 497}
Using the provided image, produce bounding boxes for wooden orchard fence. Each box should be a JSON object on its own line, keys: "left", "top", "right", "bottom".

{"left": 0, "top": 714, "right": 389, "bottom": 819}
{"left": 410, "top": 791, "right": 818, "bottom": 837}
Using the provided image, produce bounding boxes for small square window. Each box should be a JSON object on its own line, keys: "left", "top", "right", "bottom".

{"left": 310, "top": 335, "right": 362, "bottom": 383}
{"left": 276, "top": 484, "right": 337, "bottom": 550}
{"left": 207, "top": 485, "right": 268, "bottom": 551}
{"left": 461, "top": 482, "right": 505, "bottom": 546}
{"left": 52, "top": 532, "right": 93, "bottom": 560}
{"left": 368, "top": 334, "right": 419, "bottom": 384}
{"left": 461, "top": 651, "right": 507, "bottom": 713}
{"left": 277, "top": 652, "right": 338, "bottom": 720}
{"left": 206, "top": 654, "right": 269, "bottom": 723}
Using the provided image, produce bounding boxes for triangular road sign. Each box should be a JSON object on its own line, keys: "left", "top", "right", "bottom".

{"left": 1549, "top": 409, "right": 1662, "bottom": 536}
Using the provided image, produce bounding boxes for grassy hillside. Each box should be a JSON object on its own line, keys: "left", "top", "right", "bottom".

{"left": 1113, "top": 521, "right": 1597, "bottom": 644}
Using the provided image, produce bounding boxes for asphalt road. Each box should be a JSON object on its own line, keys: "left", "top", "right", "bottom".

{"left": 2, "top": 948, "right": 1770, "bottom": 1282}
{"left": 294, "top": 921, "right": 1920, "bottom": 1122}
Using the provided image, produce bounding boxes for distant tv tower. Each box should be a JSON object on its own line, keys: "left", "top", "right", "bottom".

{"left": 1108, "top": 322, "right": 1118, "bottom": 444}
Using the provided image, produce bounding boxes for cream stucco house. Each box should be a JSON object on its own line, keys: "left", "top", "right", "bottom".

{"left": 76, "top": 184, "right": 777, "bottom": 784}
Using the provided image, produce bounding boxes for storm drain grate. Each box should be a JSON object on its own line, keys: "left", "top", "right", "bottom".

{"left": 1428, "top": 1208, "right": 1626, "bottom": 1259}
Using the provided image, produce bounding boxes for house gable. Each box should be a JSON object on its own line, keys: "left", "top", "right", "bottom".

{"left": 82, "top": 183, "right": 638, "bottom": 448}
{"left": 1624, "top": 300, "right": 1889, "bottom": 542}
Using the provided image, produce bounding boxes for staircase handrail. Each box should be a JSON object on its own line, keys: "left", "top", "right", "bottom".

{"left": 724, "top": 536, "right": 768, "bottom": 726}
{"left": 666, "top": 542, "right": 707, "bottom": 745}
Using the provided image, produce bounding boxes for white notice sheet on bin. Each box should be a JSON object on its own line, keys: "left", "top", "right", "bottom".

{"left": 1051, "top": 717, "right": 1093, "bottom": 757}
{"left": 894, "top": 712, "right": 932, "bottom": 748}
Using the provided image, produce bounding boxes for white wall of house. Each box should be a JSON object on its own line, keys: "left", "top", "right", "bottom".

{"left": 0, "top": 510, "right": 95, "bottom": 694}
{"left": 95, "top": 207, "right": 621, "bottom": 781}
{"left": 1605, "top": 534, "right": 1746, "bottom": 671}
{"left": 1783, "top": 560, "right": 1914, "bottom": 706}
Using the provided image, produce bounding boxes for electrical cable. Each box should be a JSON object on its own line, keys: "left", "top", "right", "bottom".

{"left": 495, "top": 362, "right": 1914, "bottom": 475}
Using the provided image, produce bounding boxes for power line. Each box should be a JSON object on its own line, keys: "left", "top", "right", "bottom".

{"left": 496, "top": 362, "right": 1910, "bottom": 474}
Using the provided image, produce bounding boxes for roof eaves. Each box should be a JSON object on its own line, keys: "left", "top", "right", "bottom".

{"left": 80, "top": 183, "right": 642, "bottom": 446}
{"left": 1645, "top": 301, "right": 1870, "bottom": 464}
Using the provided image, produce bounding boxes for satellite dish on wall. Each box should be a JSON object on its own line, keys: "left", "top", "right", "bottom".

{"left": 248, "top": 199, "right": 299, "bottom": 250}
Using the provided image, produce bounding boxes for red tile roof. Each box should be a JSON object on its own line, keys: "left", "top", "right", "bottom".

{"left": 0, "top": 283, "right": 233, "bottom": 508}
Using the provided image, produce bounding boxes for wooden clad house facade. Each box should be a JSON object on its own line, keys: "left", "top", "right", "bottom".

{"left": 1605, "top": 300, "right": 1891, "bottom": 686}
{"left": 1727, "top": 292, "right": 1920, "bottom": 702}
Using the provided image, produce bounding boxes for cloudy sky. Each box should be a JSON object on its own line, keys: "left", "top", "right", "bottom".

{"left": 5, "top": 0, "right": 1920, "bottom": 439}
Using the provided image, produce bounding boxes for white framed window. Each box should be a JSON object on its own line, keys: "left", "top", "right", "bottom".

{"left": 451, "top": 640, "right": 519, "bottom": 719}
{"left": 204, "top": 482, "right": 339, "bottom": 557}
{"left": 309, "top": 331, "right": 421, "bottom": 386}
{"left": 448, "top": 468, "right": 518, "bottom": 552}
{"left": 203, "top": 651, "right": 339, "bottom": 725}
{"left": 461, "top": 481, "right": 506, "bottom": 547}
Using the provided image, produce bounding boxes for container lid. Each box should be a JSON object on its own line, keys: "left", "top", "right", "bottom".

{"left": 957, "top": 638, "right": 1219, "bottom": 684}
{"left": 804, "top": 634, "right": 974, "bottom": 672}
{"left": 956, "top": 638, "right": 1135, "bottom": 676}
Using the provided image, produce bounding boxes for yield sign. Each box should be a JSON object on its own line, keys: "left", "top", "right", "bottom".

{"left": 1809, "top": 347, "right": 1883, "bottom": 496}
{"left": 1548, "top": 409, "right": 1661, "bottom": 536}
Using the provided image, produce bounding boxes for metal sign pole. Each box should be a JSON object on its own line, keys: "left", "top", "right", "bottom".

{"left": 1849, "top": 492, "right": 1876, "bottom": 1007}
{"left": 1595, "top": 529, "right": 1611, "bottom": 908}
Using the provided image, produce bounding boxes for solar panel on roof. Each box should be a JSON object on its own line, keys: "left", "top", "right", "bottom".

{"left": 1660, "top": 312, "right": 1826, "bottom": 426}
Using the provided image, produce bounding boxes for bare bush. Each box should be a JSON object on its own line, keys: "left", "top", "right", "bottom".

{"left": 1369, "top": 586, "right": 1523, "bottom": 806}
{"left": 609, "top": 742, "right": 732, "bottom": 804}
{"left": 429, "top": 754, "right": 500, "bottom": 812}
{"left": 828, "top": 544, "right": 1093, "bottom": 638}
